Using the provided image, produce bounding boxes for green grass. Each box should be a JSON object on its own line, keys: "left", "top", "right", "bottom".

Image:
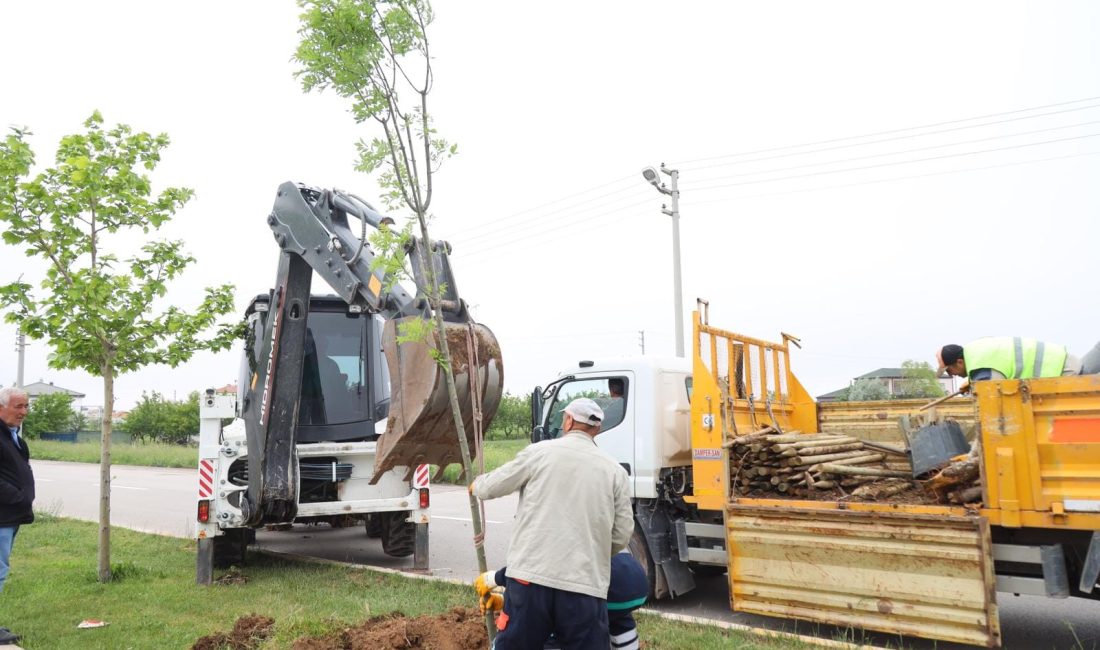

{"left": 31, "top": 439, "right": 198, "bottom": 468}
{"left": 433, "top": 438, "right": 528, "bottom": 484}
{"left": 5, "top": 516, "right": 805, "bottom": 649}
{"left": 30, "top": 438, "right": 531, "bottom": 483}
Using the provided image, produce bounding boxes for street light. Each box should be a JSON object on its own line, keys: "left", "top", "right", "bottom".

{"left": 641, "top": 164, "right": 684, "bottom": 358}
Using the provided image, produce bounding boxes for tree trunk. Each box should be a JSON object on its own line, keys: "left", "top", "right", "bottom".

{"left": 414, "top": 215, "right": 494, "bottom": 642}
{"left": 98, "top": 367, "right": 113, "bottom": 582}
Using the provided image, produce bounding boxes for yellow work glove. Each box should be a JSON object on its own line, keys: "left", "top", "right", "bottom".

{"left": 480, "top": 591, "right": 504, "bottom": 614}
{"left": 474, "top": 570, "right": 497, "bottom": 598}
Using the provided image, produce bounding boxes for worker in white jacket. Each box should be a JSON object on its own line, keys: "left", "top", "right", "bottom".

{"left": 471, "top": 397, "right": 634, "bottom": 649}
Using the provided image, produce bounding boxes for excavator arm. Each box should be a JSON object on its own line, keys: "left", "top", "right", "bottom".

{"left": 239, "top": 182, "right": 502, "bottom": 527}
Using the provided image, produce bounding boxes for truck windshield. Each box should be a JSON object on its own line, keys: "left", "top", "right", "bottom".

{"left": 299, "top": 311, "right": 370, "bottom": 426}
{"left": 546, "top": 376, "right": 628, "bottom": 437}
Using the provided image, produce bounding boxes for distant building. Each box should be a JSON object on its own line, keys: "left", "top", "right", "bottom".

{"left": 21, "top": 381, "right": 86, "bottom": 411}
{"left": 213, "top": 383, "right": 238, "bottom": 396}
{"left": 816, "top": 368, "right": 957, "bottom": 402}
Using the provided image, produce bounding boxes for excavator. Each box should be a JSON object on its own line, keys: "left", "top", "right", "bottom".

{"left": 195, "top": 182, "right": 502, "bottom": 582}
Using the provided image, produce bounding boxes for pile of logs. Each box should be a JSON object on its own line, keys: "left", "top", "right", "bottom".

{"left": 922, "top": 448, "right": 982, "bottom": 505}
{"left": 726, "top": 427, "right": 915, "bottom": 499}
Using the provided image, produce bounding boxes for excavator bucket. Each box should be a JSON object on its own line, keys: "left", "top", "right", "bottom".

{"left": 373, "top": 316, "right": 503, "bottom": 482}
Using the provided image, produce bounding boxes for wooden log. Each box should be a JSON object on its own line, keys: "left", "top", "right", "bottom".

{"left": 851, "top": 479, "right": 912, "bottom": 500}
{"left": 791, "top": 449, "right": 875, "bottom": 467}
{"left": 923, "top": 459, "right": 980, "bottom": 497}
{"left": 819, "top": 464, "right": 911, "bottom": 478}
{"left": 839, "top": 477, "right": 875, "bottom": 487}
{"left": 812, "top": 480, "right": 836, "bottom": 489}
{"left": 808, "top": 453, "right": 886, "bottom": 472}
{"left": 861, "top": 440, "right": 909, "bottom": 456}
{"left": 785, "top": 442, "right": 864, "bottom": 457}
{"left": 771, "top": 436, "right": 859, "bottom": 452}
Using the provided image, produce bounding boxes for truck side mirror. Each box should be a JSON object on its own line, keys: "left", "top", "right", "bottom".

{"left": 530, "top": 386, "right": 544, "bottom": 430}
{"left": 531, "top": 425, "right": 547, "bottom": 444}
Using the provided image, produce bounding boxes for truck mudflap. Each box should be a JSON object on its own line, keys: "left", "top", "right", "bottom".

{"left": 726, "top": 504, "right": 1002, "bottom": 648}
{"left": 374, "top": 316, "right": 503, "bottom": 482}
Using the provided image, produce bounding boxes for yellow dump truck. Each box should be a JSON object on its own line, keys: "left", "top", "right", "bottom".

{"left": 688, "top": 304, "right": 1100, "bottom": 647}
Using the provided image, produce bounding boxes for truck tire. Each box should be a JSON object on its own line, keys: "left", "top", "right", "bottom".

{"left": 212, "top": 529, "right": 252, "bottom": 569}
{"left": 627, "top": 526, "right": 657, "bottom": 599}
{"left": 380, "top": 511, "right": 416, "bottom": 557}
{"left": 365, "top": 514, "right": 382, "bottom": 539}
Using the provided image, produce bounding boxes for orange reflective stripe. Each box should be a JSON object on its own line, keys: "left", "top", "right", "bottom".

{"left": 496, "top": 612, "right": 509, "bottom": 631}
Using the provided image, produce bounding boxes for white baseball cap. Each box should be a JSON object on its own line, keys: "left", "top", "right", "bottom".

{"left": 564, "top": 398, "right": 604, "bottom": 427}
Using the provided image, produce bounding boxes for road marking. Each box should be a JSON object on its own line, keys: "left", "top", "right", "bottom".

{"left": 431, "top": 515, "right": 503, "bottom": 524}
{"left": 90, "top": 483, "right": 148, "bottom": 491}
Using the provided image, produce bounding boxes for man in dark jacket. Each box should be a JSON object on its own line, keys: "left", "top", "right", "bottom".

{"left": 0, "top": 387, "right": 33, "bottom": 646}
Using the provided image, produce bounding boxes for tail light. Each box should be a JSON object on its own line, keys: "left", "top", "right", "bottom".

{"left": 418, "top": 488, "right": 429, "bottom": 509}
{"left": 197, "top": 499, "right": 211, "bottom": 523}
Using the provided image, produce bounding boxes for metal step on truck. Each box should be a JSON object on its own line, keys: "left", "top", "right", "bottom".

{"left": 530, "top": 300, "right": 1099, "bottom": 648}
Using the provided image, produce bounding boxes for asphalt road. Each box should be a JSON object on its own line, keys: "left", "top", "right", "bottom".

{"left": 32, "top": 460, "right": 1100, "bottom": 649}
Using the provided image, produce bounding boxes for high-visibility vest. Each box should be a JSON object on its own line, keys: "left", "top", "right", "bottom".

{"left": 964, "top": 336, "right": 1067, "bottom": 380}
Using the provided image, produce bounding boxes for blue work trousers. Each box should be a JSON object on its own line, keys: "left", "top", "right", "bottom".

{"left": 493, "top": 578, "right": 609, "bottom": 650}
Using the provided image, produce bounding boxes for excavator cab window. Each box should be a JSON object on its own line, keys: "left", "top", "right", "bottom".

{"left": 545, "top": 377, "right": 629, "bottom": 438}
{"left": 299, "top": 310, "right": 370, "bottom": 426}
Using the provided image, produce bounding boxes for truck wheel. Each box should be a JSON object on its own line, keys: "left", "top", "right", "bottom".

{"left": 212, "top": 529, "right": 251, "bottom": 569}
{"left": 380, "top": 511, "right": 416, "bottom": 557}
{"left": 627, "top": 527, "right": 657, "bottom": 599}
{"left": 365, "top": 514, "right": 382, "bottom": 539}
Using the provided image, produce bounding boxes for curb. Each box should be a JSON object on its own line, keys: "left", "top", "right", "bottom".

{"left": 250, "top": 547, "right": 889, "bottom": 650}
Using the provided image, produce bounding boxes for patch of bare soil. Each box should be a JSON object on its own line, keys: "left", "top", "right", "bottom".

{"left": 214, "top": 568, "right": 250, "bottom": 586}
{"left": 192, "top": 614, "right": 275, "bottom": 650}
{"left": 292, "top": 607, "right": 487, "bottom": 650}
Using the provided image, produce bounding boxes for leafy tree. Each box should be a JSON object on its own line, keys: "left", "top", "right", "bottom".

{"left": 294, "top": 2, "right": 494, "bottom": 637}
{"left": 23, "top": 393, "right": 75, "bottom": 437}
{"left": 0, "top": 113, "right": 237, "bottom": 582}
{"left": 68, "top": 408, "right": 89, "bottom": 434}
{"left": 895, "top": 359, "right": 946, "bottom": 399}
{"left": 487, "top": 392, "right": 531, "bottom": 440}
{"left": 847, "top": 377, "right": 891, "bottom": 401}
{"left": 120, "top": 390, "right": 200, "bottom": 445}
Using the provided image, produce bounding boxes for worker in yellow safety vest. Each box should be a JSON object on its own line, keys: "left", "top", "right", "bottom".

{"left": 937, "top": 337, "right": 1089, "bottom": 384}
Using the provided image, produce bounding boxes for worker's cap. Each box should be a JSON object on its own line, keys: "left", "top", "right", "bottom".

{"left": 564, "top": 398, "right": 604, "bottom": 427}
{"left": 937, "top": 344, "right": 964, "bottom": 374}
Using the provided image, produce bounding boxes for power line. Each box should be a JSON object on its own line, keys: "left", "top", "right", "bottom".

{"left": 459, "top": 185, "right": 649, "bottom": 245}
{"left": 457, "top": 175, "right": 637, "bottom": 238}
{"left": 457, "top": 197, "right": 653, "bottom": 257}
{"left": 671, "top": 95, "right": 1100, "bottom": 168}
{"left": 682, "top": 119, "right": 1100, "bottom": 186}
{"left": 684, "top": 132, "right": 1100, "bottom": 193}
{"left": 682, "top": 149, "right": 1100, "bottom": 207}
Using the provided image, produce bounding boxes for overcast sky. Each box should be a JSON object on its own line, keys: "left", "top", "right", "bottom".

{"left": 2, "top": 1, "right": 1098, "bottom": 410}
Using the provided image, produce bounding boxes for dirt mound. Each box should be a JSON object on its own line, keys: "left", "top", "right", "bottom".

{"left": 292, "top": 607, "right": 487, "bottom": 650}
{"left": 194, "top": 608, "right": 488, "bottom": 650}
{"left": 192, "top": 614, "right": 275, "bottom": 650}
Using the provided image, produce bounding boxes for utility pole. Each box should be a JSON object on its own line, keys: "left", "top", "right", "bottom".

{"left": 15, "top": 330, "right": 26, "bottom": 388}
{"left": 641, "top": 164, "right": 685, "bottom": 357}
{"left": 638, "top": 330, "right": 646, "bottom": 355}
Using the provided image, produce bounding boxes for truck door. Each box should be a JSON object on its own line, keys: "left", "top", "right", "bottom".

{"left": 543, "top": 373, "right": 636, "bottom": 486}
